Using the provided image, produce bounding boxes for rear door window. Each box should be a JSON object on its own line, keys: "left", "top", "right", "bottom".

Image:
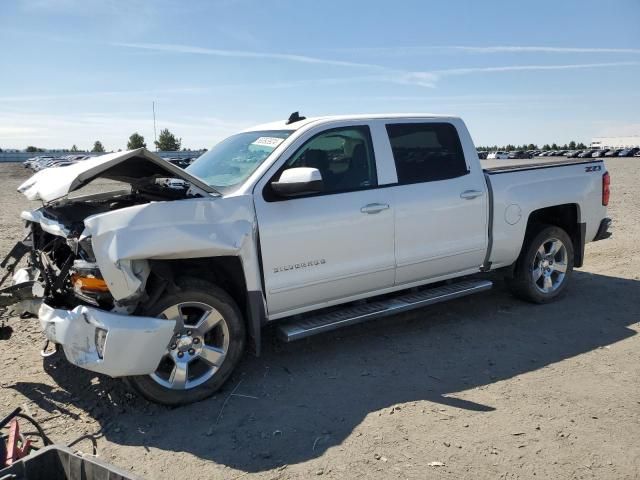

{"left": 386, "top": 123, "right": 468, "bottom": 184}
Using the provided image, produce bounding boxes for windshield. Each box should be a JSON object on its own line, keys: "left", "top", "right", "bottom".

{"left": 187, "top": 130, "right": 293, "bottom": 192}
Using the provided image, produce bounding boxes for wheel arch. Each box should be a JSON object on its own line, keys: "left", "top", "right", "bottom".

{"left": 525, "top": 203, "right": 585, "bottom": 268}
{"left": 145, "top": 257, "right": 266, "bottom": 355}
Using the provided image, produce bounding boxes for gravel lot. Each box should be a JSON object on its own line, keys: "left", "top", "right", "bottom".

{"left": 1, "top": 159, "right": 639, "bottom": 479}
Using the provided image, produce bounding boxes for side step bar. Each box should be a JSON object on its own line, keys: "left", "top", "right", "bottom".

{"left": 277, "top": 279, "right": 492, "bottom": 342}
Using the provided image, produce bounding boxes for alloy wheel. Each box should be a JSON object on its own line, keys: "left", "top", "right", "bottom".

{"left": 531, "top": 237, "right": 568, "bottom": 294}
{"left": 150, "top": 302, "right": 230, "bottom": 390}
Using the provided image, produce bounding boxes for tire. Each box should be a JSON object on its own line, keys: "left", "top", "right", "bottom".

{"left": 506, "top": 224, "right": 574, "bottom": 304}
{"left": 127, "top": 277, "right": 245, "bottom": 406}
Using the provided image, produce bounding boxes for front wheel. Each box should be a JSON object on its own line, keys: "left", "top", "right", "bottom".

{"left": 127, "top": 277, "right": 245, "bottom": 406}
{"left": 506, "top": 225, "right": 574, "bottom": 303}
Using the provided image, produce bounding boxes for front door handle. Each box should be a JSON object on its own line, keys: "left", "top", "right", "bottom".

{"left": 460, "top": 190, "right": 484, "bottom": 200}
{"left": 361, "top": 203, "right": 390, "bottom": 214}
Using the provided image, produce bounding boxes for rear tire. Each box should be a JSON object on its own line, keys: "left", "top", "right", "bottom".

{"left": 506, "top": 224, "right": 574, "bottom": 304}
{"left": 127, "top": 277, "right": 245, "bottom": 406}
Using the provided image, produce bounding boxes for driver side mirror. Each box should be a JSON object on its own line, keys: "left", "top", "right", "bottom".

{"left": 271, "top": 167, "right": 324, "bottom": 197}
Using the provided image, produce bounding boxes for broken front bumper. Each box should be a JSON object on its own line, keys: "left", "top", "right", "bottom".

{"left": 39, "top": 303, "right": 175, "bottom": 377}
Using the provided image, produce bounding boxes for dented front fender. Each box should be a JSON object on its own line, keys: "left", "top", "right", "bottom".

{"left": 82, "top": 195, "right": 259, "bottom": 301}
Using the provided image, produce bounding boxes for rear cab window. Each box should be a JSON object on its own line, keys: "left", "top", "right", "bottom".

{"left": 385, "top": 122, "right": 468, "bottom": 184}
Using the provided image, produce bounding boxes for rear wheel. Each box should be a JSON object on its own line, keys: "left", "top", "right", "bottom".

{"left": 506, "top": 225, "right": 574, "bottom": 303}
{"left": 127, "top": 277, "right": 245, "bottom": 406}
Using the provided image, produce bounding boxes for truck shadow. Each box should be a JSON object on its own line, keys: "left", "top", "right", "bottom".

{"left": 10, "top": 270, "right": 639, "bottom": 473}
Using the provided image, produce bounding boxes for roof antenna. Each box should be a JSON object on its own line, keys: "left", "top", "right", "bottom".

{"left": 286, "top": 111, "right": 306, "bottom": 125}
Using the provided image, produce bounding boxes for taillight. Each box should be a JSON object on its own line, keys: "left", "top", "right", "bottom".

{"left": 602, "top": 171, "right": 610, "bottom": 206}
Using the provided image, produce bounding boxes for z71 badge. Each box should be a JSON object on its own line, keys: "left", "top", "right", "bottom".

{"left": 585, "top": 165, "right": 602, "bottom": 172}
{"left": 273, "top": 259, "right": 326, "bottom": 273}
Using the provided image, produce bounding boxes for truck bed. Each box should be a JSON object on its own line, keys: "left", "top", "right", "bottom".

{"left": 481, "top": 156, "right": 600, "bottom": 173}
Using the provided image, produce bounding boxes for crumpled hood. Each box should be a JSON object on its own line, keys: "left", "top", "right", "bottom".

{"left": 17, "top": 148, "right": 217, "bottom": 203}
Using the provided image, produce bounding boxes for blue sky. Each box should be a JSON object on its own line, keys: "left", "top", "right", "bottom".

{"left": 1, "top": 0, "right": 639, "bottom": 151}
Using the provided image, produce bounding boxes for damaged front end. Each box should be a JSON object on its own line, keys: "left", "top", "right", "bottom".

{"left": 1, "top": 149, "right": 225, "bottom": 376}
{"left": 20, "top": 194, "right": 141, "bottom": 312}
{"left": 5, "top": 196, "right": 180, "bottom": 376}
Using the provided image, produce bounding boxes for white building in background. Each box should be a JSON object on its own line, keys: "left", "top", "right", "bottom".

{"left": 591, "top": 136, "right": 640, "bottom": 149}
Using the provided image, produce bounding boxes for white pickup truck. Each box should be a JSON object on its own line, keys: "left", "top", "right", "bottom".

{"left": 1, "top": 113, "right": 612, "bottom": 405}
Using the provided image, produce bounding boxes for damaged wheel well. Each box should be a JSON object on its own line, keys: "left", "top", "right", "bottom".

{"left": 151, "top": 257, "right": 247, "bottom": 312}
{"left": 146, "top": 257, "right": 263, "bottom": 355}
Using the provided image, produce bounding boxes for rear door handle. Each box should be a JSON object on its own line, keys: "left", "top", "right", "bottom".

{"left": 460, "top": 190, "right": 484, "bottom": 200}
{"left": 361, "top": 203, "right": 390, "bottom": 214}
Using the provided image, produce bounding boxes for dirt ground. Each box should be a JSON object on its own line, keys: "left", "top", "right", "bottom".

{"left": 0, "top": 159, "right": 639, "bottom": 479}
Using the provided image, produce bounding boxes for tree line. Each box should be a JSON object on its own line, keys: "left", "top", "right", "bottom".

{"left": 19, "top": 128, "right": 183, "bottom": 153}
{"left": 477, "top": 141, "right": 588, "bottom": 152}
{"left": 126, "top": 129, "right": 182, "bottom": 151}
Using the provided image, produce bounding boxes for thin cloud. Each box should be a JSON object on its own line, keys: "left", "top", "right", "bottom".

{"left": 202, "top": 60, "right": 638, "bottom": 88}
{"left": 113, "top": 42, "right": 439, "bottom": 87}
{"left": 111, "top": 42, "right": 640, "bottom": 89}
{"left": 450, "top": 46, "right": 640, "bottom": 54}
{"left": 1, "top": 61, "right": 636, "bottom": 105}
{"left": 113, "top": 42, "right": 387, "bottom": 70}
{"left": 248, "top": 74, "right": 438, "bottom": 89}
{"left": 328, "top": 45, "right": 640, "bottom": 56}
{"left": 433, "top": 61, "right": 640, "bottom": 75}
{"left": 0, "top": 87, "right": 210, "bottom": 103}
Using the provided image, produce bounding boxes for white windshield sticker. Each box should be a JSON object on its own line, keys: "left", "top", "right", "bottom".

{"left": 251, "top": 137, "right": 284, "bottom": 148}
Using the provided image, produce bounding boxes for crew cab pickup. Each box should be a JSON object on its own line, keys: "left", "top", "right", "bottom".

{"left": 0, "top": 113, "right": 612, "bottom": 405}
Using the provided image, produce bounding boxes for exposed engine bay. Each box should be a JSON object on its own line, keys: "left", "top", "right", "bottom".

{"left": 24, "top": 185, "right": 196, "bottom": 312}
{"left": 0, "top": 148, "right": 258, "bottom": 378}
{"left": 1, "top": 148, "right": 220, "bottom": 315}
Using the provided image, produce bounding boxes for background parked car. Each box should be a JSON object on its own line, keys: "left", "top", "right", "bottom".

{"left": 24, "top": 153, "right": 96, "bottom": 171}
{"left": 487, "top": 151, "right": 509, "bottom": 159}
{"left": 604, "top": 149, "right": 622, "bottom": 157}
{"left": 591, "top": 149, "right": 610, "bottom": 158}
{"left": 618, "top": 147, "right": 639, "bottom": 157}
{"left": 578, "top": 150, "right": 597, "bottom": 158}
{"left": 507, "top": 150, "right": 533, "bottom": 159}
{"left": 24, "top": 155, "right": 55, "bottom": 169}
{"left": 164, "top": 157, "right": 193, "bottom": 169}
{"left": 477, "top": 151, "right": 488, "bottom": 159}
{"left": 567, "top": 150, "right": 582, "bottom": 158}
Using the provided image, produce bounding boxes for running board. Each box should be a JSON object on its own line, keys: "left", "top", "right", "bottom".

{"left": 277, "top": 279, "right": 492, "bottom": 342}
